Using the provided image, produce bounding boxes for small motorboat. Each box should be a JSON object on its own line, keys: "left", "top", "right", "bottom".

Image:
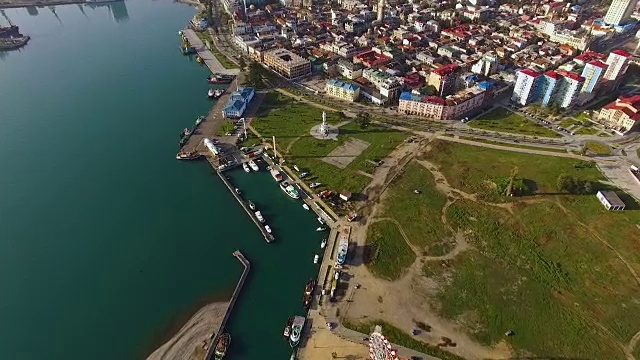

{"left": 213, "top": 89, "right": 224, "bottom": 98}
{"left": 313, "top": 254, "right": 319, "bottom": 264}
{"left": 317, "top": 216, "right": 324, "bottom": 224}
{"left": 195, "top": 116, "right": 205, "bottom": 126}
{"left": 299, "top": 172, "right": 308, "bottom": 178}
{"left": 316, "top": 227, "right": 326, "bottom": 232}
{"left": 249, "top": 160, "right": 259, "bottom": 172}
{"left": 309, "top": 182, "right": 321, "bottom": 188}
{"left": 243, "top": 163, "right": 250, "bottom": 173}
{"left": 196, "top": 55, "right": 203, "bottom": 63}
{"left": 321, "top": 239, "right": 327, "bottom": 249}
{"left": 249, "top": 201, "right": 256, "bottom": 210}
{"left": 302, "top": 203, "right": 310, "bottom": 210}
{"left": 284, "top": 325, "right": 291, "bottom": 338}
{"left": 266, "top": 165, "right": 272, "bottom": 171}
{"left": 235, "top": 188, "right": 241, "bottom": 195}
{"left": 255, "top": 211, "right": 264, "bottom": 223}
{"left": 208, "top": 88, "right": 215, "bottom": 98}
{"left": 265, "top": 225, "right": 272, "bottom": 234}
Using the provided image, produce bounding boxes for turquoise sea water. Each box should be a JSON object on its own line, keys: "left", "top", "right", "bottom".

{"left": 0, "top": 2, "right": 321, "bottom": 359}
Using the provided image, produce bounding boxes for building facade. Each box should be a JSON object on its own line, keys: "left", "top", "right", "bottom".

{"left": 580, "top": 60, "right": 607, "bottom": 94}
{"left": 555, "top": 72, "right": 585, "bottom": 108}
{"left": 398, "top": 84, "right": 490, "bottom": 120}
{"left": 263, "top": 48, "right": 311, "bottom": 79}
{"left": 604, "top": 0, "right": 638, "bottom": 25}
{"left": 223, "top": 87, "right": 255, "bottom": 118}
{"left": 428, "top": 64, "right": 459, "bottom": 96}
{"left": 597, "top": 94, "right": 640, "bottom": 133}
{"left": 511, "top": 68, "right": 542, "bottom": 106}
{"left": 325, "top": 79, "right": 361, "bottom": 102}
{"left": 604, "top": 49, "right": 631, "bottom": 81}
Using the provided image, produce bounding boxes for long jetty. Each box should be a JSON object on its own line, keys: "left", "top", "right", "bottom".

{"left": 215, "top": 168, "right": 275, "bottom": 243}
{"left": 204, "top": 250, "right": 250, "bottom": 360}
{"left": 181, "top": 28, "right": 239, "bottom": 76}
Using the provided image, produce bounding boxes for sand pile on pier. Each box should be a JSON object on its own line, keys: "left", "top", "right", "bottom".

{"left": 146, "top": 302, "right": 228, "bottom": 360}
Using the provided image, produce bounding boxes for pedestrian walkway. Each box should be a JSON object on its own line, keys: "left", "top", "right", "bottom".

{"left": 182, "top": 29, "right": 239, "bottom": 76}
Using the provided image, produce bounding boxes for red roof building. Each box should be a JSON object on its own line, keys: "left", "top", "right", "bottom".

{"left": 598, "top": 95, "right": 640, "bottom": 134}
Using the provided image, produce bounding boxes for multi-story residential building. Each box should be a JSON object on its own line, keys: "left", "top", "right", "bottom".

{"left": 604, "top": 49, "right": 631, "bottom": 81}
{"left": 263, "top": 48, "right": 311, "bottom": 79}
{"left": 398, "top": 82, "right": 492, "bottom": 120}
{"left": 428, "top": 64, "right": 459, "bottom": 97}
{"left": 471, "top": 53, "right": 499, "bottom": 77}
{"left": 580, "top": 60, "right": 607, "bottom": 94}
{"left": 325, "top": 79, "right": 361, "bottom": 102}
{"left": 555, "top": 72, "right": 585, "bottom": 108}
{"left": 549, "top": 30, "right": 592, "bottom": 51}
{"left": 540, "top": 71, "right": 561, "bottom": 106}
{"left": 362, "top": 68, "right": 403, "bottom": 100}
{"left": 511, "top": 68, "right": 542, "bottom": 106}
{"left": 337, "top": 59, "right": 363, "bottom": 79}
{"left": 597, "top": 95, "right": 640, "bottom": 133}
{"left": 604, "top": 0, "right": 639, "bottom": 25}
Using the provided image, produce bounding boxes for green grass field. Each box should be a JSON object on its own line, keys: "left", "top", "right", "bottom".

{"left": 584, "top": 140, "right": 612, "bottom": 155}
{"left": 365, "top": 220, "right": 416, "bottom": 280}
{"left": 469, "top": 107, "right": 562, "bottom": 138}
{"left": 251, "top": 93, "right": 408, "bottom": 193}
{"left": 559, "top": 117, "right": 582, "bottom": 128}
{"left": 575, "top": 126, "right": 599, "bottom": 135}
{"left": 458, "top": 136, "right": 568, "bottom": 153}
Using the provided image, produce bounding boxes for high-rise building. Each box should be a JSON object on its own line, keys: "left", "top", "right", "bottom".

{"left": 556, "top": 72, "right": 585, "bottom": 108}
{"left": 580, "top": 60, "right": 607, "bottom": 94}
{"left": 376, "top": 0, "right": 385, "bottom": 22}
{"left": 603, "top": 0, "right": 638, "bottom": 25}
{"left": 604, "top": 49, "right": 632, "bottom": 81}
{"left": 511, "top": 69, "right": 542, "bottom": 106}
{"left": 540, "top": 71, "right": 561, "bottom": 106}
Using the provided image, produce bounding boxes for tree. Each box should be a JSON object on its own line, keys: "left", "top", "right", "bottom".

{"left": 355, "top": 111, "right": 371, "bottom": 129}
{"left": 238, "top": 57, "right": 246, "bottom": 71}
{"left": 557, "top": 173, "right": 575, "bottom": 193}
{"left": 247, "top": 61, "right": 264, "bottom": 88}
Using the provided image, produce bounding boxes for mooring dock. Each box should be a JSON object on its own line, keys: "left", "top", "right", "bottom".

{"left": 204, "top": 250, "right": 250, "bottom": 360}
{"left": 214, "top": 167, "right": 275, "bottom": 243}
{"left": 181, "top": 28, "right": 239, "bottom": 76}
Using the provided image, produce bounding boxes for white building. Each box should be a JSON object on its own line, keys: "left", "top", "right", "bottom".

{"left": 596, "top": 191, "right": 626, "bottom": 211}
{"left": 556, "top": 72, "right": 585, "bottom": 108}
{"left": 511, "top": 68, "right": 542, "bottom": 106}
{"left": 471, "top": 53, "right": 499, "bottom": 77}
{"left": 604, "top": 49, "right": 632, "bottom": 81}
{"left": 604, "top": 0, "right": 639, "bottom": 25}
{"left": 337, "top": 59, "right": 363, "bottom": 79}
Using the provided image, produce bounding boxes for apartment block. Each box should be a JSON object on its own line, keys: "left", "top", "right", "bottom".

{"left": 325, "top": 79, "right": 361, "bottom": 102}
{"left": 604, "top": 49, "right": 631, "bottom": 81}
{"left": 263, "top": 48, "right": 311, "bottom": 79}
{"left": 511, "top": 68, "right": 542, "bottom": 106}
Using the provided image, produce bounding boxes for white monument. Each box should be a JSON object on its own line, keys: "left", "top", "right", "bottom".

{"left": 310, "top": 110, "right": 338, "bottom": 140}
{"left": 320, "top": 111, "right": 328, "bottom": 136}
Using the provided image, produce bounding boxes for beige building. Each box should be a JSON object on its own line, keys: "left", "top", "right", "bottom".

{"left": 597, "top": 94, "right": 640, "bottom": 134}
{"left": 263, "top": 48, "right": 311, "bottom": 79}
{"left": 398, "top": 85, "right": 489, "bottom": 120}
{"left": 325, "top": 79, "right": 361, "bottom": 102}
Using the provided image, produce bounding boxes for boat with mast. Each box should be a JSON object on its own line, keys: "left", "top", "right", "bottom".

{"left": 214, "top": 333, "right": 231, "bottom": 360}
{"left": 280, "top": 181, "right": 300, "bottom": 199}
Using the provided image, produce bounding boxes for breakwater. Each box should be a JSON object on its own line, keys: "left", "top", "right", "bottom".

{"left": 204, "top": 250, "right": 250, "bottom": 360}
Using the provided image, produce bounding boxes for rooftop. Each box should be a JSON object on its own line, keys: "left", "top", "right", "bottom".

{"left": 327, "top": 78, "right": 360, "bottom": 92}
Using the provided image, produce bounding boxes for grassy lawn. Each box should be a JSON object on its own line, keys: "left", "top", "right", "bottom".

{"left": 575, "top": 125, "right": 599, "bottom": 135}
{"left": 468, "top": 107, "right": 562, "bottom": 138}
{"left": 379, "top": 161, "right": 452, "bottom": 254}
{"left": 598, "top": 132, "right": 612, "bottom": 137}
{"left": 458, "top": 136, "right": 568, "bottom": 153}
{"left": 365, "top": 220, "right": 416, "bottom": 280}
{"left": 559, "top": 117, "right": 582, "bottom": 128}
{"left": 252, "top": 93, "right": 408, "bottom": 193}
{"left": 425, "top": 140, "right": 602, "bottom": 198}
{"left": 343, "top": 319, "right": 465, "bottom": 360}
{"left": 584, "top": 140, "right": 612, "bottom": 155}
{"left": 575, "top": 112, "right": 592, "bottom": 122}
{"left": 216, "top": 120, "right": 235, "bottom": 136}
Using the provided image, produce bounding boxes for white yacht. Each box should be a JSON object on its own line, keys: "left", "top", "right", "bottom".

{"left": 255, "top": 211, "right": 264, "bottom": 223}
{"left": 243, "top": 162, "right": 250, "bottom": 173}
{"left": 248, "top": 160, "right": 259, "bottom": 171}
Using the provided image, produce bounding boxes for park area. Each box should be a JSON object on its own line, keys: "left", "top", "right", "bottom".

{"left": 249, "top": 92, "right": 408, "bottom": 193}
{"left": 358, "top": 140, "right": 640, "bottom": 359}
{"left": 469, "top": 107, "right": 562, "bottom": 138}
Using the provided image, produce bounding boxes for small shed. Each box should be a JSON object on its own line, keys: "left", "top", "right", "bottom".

{"left": 596, "top": 190, "right": 626, "bottom": 211}
{"left": 340, "top": 190, "right": 352, "bottom": 201}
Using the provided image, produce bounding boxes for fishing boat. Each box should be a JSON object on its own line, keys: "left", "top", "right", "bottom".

{"left": 289, "top": 316, "right": 306, "bottom": 348}
{"left": 207, "top": 73, "right": 235, "bottom": 84}
{"left": 235, "top": 188, "right": 241, "bottom": 195}
{"left": 265, "top": 225, "right": 272, "bottom": 234}
{"left": 302, "top": 203, "right": 310, "bottom": 210}
{"left": 320, "top": 238, "right": 327, "bottom": 249}
{"left": 303, "top": 279, "right": 316, "bottom": 308}
{"left": 248, "top": 160, "right": 259, "bottom": 172}
{"left": 313, "top": 254, "right": 319, "bottom": 264}
{"left": 283, "top": 317, "right": 293, "bottom": 338}
{"left": 214, "top": 333, "right": 231, "bottom": 360}
{"left": 195, "top": 116, "right": 205, "bottom": 126}
{"left": 280, "top": 181, "right": 300, "bottom": 199}
{"left": 176, "top": 151, "right": 201, "bottom": 160}
{"left": 270, "top": 169, "right": 283, "bottom": 182}
{"left": 316, "top": 227, "right": 326, "bottom": 232}
{"left": 249, "top": 201, "right": 256, "bottom": 210}
{"left": 309, "top": 182, "right": 321, "bottom": 188}
{"left": 243, "top": 163, "right": 251, "bottom": 173}
{"left": 336, "top": 237, "right": 348, "bottom": 265}
{"left": 179, "top": 128, "right": 193, "bottom": 147}
{"left": 255, "top": 211, "right": 264, "bottom": 223}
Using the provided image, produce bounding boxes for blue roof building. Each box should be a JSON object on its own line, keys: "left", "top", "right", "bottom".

{"left": 325, "top": 79, "right": 361, "bottom": 102}
{"left": 223, "top": 87, "right": 255, "bottom": 118}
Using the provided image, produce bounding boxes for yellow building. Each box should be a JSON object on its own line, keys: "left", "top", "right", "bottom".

{"left": 597, "top": 94, "right": 640, "bottom": 134}
{"left": 325, "top": 79, "right": 361, "bottom": 102}
{"left": 263, "top": 48, "right": 311, "bottom": 79}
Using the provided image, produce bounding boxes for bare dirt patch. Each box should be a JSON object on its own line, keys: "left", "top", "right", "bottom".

{"left": 322, "top": 138, "right": 370, "bottom": 169}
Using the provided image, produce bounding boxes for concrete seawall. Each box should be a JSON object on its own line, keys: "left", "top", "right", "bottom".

{"left": 204, "top": 250, "right": 251, "bottom": 360}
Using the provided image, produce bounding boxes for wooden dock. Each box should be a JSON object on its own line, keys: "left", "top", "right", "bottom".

{"left": 215, "top": 167, "right": 275, "bottom": 243}
{"left": 204, "top": 250, "right": 250, "bottom": 360}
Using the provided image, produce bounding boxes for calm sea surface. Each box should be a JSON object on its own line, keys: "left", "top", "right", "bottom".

{"left": 0, "top": 2, "right": 321, "bottom": 359}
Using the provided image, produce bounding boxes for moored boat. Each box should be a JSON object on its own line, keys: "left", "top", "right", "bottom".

{"left": 195, "top": 116, "right": 205, "bottom": 126}
{"left": 302, "top": 203, "right": 310, "bottom": 210}
{"left": 196, "top": 55, "right": 203, "bottom": 63}
{"left": 255, "top": 211, "right": 264, "bottom": 223}
{"left": 283, "top": 317, "right": 293, "bottom": 338}
{"left": 265, "top": 225, "right": 272, "bottom": 234}
{"left": 317, "top": 216, "right": 324, "bottom": 224}
{"left": 289, "top": 316, "right": 306, "bottom": 348}
{"left": 270, "top": 169, "right": 283, "bottom": 182}
{"left": 320, "top": 238, "right": 327, "bottom": 249}
{"left": 249, "top": 201, "right": 256, "bottom": 210}
{"left": 313, "top": 254, "right": 319, "bottom": 264}
{"left": 243, "top": 163, "right": 250, "bottom": 173}
{"left": 235, "top": 188, "right": 241, "bottom": 195}
{"left": 207, "top": 73, "right": 235, "bottom": 84}
{"left": 213, "top": 89, "right": 224, "bottom": 98}
{"left": 248, "top": 160, "right": 259, "bottom": 172}
{"left": 303, "top": 278, "right": 316, "bottom": 308}
{"left": 176, "top": 151, "right": 201, "bottom": 160}
{"left": 316, "top": 227, "right": 326, "bottom": 232}
{"left": 208, "top": 88, "right": 215, "bottom": 98}
{"left": 280, "top": 181, "right": 300, "bottom": 199}
{"left": 214, "top": 333, "right": 231, "bottom": 360}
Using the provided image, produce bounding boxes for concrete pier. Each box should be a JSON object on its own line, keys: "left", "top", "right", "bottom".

{"left": 204, "top": 250, "right": 250, "bottom": 360}
{"left": 181, "top": 29, "right": 239, "bottom": 76}
{"left": 215, "top": 168, "right": 275, "bottom": 243}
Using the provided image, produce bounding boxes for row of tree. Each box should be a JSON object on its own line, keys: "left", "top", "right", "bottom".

{"left": 556, "top": 174, "right": 597, "bottom": 195}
